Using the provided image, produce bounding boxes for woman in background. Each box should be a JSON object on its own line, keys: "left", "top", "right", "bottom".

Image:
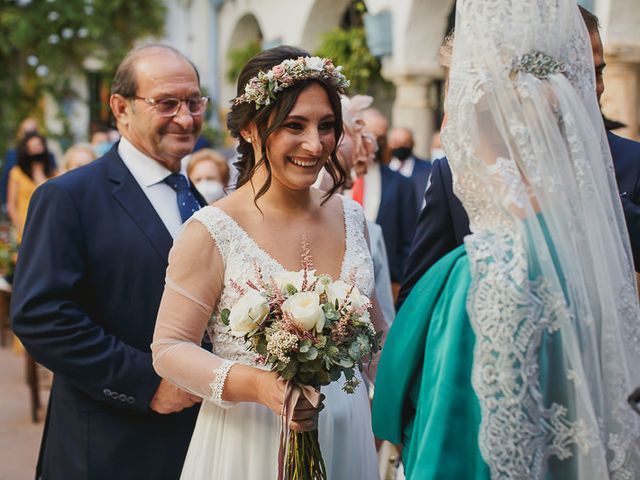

{"left": 7, "top": 132, "right": 56, "bottom": 243}
{"left": 187, "top": 148, "right": 230, "bottom": 204}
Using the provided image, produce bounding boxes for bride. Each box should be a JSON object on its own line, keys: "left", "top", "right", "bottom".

{"left": 152, "top": 45, "right": 383, "bottom": 479}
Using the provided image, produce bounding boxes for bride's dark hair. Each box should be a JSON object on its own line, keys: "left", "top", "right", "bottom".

{"left": 227, "top": 45, "right": 346, "bottom": 203}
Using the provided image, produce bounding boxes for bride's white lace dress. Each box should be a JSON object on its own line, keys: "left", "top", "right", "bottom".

{"left": 152, "top": 195, "right": 379, "bottom": 479}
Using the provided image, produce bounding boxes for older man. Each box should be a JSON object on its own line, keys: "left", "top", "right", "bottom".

{"left": 11, "top": 45, "right": 207, "bottom": 479}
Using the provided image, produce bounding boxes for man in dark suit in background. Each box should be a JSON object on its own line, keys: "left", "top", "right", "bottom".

{"left": 11, "top": 44, "right": 207, "bottom": 479}
{"left": 388, "top": 126, "right": 432, "bottom": 212}
{"left": 398, "top": 6, "right": 640, "bottom": 309}
{"left": 359, "top": 108, "right": 418, "bottom": 296}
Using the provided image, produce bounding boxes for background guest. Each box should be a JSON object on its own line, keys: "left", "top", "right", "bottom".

{"left": 62, "top": 143, "right": 97, "bottom": 172}
{"left": 328, "top": 94, "right": 396, "bottom": 326}
{"left": 359, "top": 108, "right": 417, "bottom": 296}
{"left": 388, "top": 126, "right": 432, "bottom": 212}
{"left": 7, "top": 132, "right": 56, "bottom": 243}
{"left": 1, "top": 118, "right": 56, "bottom": 214}
{"left": 187, "top": 148, "right": 230, "bottom": 204}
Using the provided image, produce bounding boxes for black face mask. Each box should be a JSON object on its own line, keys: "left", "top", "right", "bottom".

{"left": 391, "top": 146, "right": 412, "bottom": 161}
{"left": 26, "top": 152, "right": 48, "bottom": 164}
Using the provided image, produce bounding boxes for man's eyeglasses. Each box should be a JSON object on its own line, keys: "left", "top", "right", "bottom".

{"left": 131, "top": 96, "right": 210, "bottom": 117}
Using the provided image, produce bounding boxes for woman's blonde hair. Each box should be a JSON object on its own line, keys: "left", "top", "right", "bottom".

{"left": 188, "top": 149, "right": 231, "bottom": 186}
{"left": 62, "top": 143, "right": 97, "bottom": 171}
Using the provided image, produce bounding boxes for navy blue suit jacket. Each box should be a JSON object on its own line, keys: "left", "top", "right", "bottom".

{"left": 397, "top": 131, "right": 640, "bottom": 308}
{"left": 11, "top": 146, "right": 203, "bottom": 480}
{"left": 376, "top": 164, "right": 418, "bottom": 283}
{"left": 409, "top": 156, "right": 432, "bottom": 212}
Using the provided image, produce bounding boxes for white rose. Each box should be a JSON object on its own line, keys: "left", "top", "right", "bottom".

{"left": 228, "top": 290, "right": 270, "bottom": 337}
{"left": 273, "top": 269, "right": 320, "bottom": 293}
{"left": 304, "top": 56, "right": 326, "bottom": 72}
{"left": 325, "top": 280, "right": 370, "bottom": 309}
{"left": 282, "top": 292, "right": 325, "bottom": 332}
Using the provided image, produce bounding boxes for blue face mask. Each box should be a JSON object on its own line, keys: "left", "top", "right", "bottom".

{"left": 94, "top": 142, "right": 112, "bottom": 157}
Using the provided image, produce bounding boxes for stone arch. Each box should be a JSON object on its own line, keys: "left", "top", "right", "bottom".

{"left": 299, "top": 0, "right": 352, "bottom": 53}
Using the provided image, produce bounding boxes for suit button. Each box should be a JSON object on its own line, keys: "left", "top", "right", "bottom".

{"left": 118, "top": 394, "right": 127, "bottom": 402}
{"left": 127, "top": 396, "right": 135, "bottom": 404}
{"left": 103, "top": 388, "right": 112, "bottom": 396}
{"left": 111, "top": 391, "right": 119, "bottom": 400}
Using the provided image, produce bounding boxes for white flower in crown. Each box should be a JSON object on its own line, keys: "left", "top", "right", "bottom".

{"left": 304, "top": 56, "right": 326, "bottom": 72}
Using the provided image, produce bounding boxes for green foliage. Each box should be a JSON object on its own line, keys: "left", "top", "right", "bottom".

{"left": 220, "top": 308, "right": 230, "bottom": 326}
{"left": 0, "top": 0, "right": 166, "bottom": 159}
{"left": 315, "top": 26, "right": 388, "bottom": 94}
{"left": 225, "top": 41, "right": 262, "bottom": 85}
{"left": 0, "top": 224, "right": 17, "bottom": 277}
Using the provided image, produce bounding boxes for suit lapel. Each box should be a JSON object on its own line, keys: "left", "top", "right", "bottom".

{"left": 106, "top": 150, "right": 173, "bottom": 262}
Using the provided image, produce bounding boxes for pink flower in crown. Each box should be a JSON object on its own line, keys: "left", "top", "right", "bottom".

{"left": 272, "top": 65, "right": 285, "bottom": 78}
{"left": 281, "top": 74, "right": 294, "bottom": 86}
{"left": 324, "top": 61, "right": 335, "bottom": 74}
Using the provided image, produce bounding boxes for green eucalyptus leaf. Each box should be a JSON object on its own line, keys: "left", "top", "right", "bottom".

{"left": 220, "top": 309, "right": 230, "bottom": 326}
{"left": 305, "top": 347, "right": 318, "bottom": 361}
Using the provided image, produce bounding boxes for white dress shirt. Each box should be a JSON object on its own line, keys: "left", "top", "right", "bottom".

{"left": 389, "top": 156, "right": 415, "bottom": 178}
{"left": 118, "top": 138, "right": 190, "bottom": 239}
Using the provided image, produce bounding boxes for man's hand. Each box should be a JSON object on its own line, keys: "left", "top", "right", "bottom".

{"left": 150, "top": 379, "right": 202, "bottom": 414}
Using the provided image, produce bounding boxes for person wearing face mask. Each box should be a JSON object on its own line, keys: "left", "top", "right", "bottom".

{"left": 7, "top": 132, "right": 57, "bottom": 243}
{"left": 388, "top": 126, "right": 432, "bottom": 212}
{"left": 187, "top": 148, "right": 230, "bottom": 204}
{"left": 0, "top": 118, "right": 57, "bottom": 214}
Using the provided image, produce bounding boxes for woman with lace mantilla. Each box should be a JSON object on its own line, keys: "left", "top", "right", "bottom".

{"left": 152, "top": 46, "right": 385, "bottom": 479}
{"left": 372, "top": 2, "right": 640, "bottom": 479}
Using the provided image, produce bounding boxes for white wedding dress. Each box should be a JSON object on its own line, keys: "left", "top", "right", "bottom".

{"left": 152, "top": 195, "right": 380, "bottom": 479}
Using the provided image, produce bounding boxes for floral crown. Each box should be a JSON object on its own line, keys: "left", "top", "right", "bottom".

{"left": 233, "top": 56, "right": 350, "bottom": 109}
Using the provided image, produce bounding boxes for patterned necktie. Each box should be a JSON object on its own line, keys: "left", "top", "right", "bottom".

{"left": 164, "top": 173, "right": 201, "bottom": 223}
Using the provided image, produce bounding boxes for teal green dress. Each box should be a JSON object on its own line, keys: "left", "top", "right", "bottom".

{"left": 372, "top": 245, "right": 490, "bottom": 479}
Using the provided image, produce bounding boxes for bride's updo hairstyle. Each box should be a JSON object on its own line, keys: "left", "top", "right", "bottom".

{"left": 227, "top": 45, "right": 347, "bottom": 203}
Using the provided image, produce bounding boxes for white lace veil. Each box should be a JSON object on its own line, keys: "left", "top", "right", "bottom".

{"left": 442, "top": 1, "right": 640, "bottom": 478}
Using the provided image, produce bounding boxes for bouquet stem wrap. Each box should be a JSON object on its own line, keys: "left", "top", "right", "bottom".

{"left": 278, "top": 381, "right": 324, "bottom": 480}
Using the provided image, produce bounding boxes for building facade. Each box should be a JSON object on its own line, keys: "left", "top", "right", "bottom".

{"left": 52, "top": 0, "right": 640, "bottom": 150}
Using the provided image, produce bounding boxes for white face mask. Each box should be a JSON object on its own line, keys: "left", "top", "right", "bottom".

{"left": 430, "top": 148, "right": 446, "bottom": 161}
{"left": 195, "top": 180, "right": 225, "bottom": 204}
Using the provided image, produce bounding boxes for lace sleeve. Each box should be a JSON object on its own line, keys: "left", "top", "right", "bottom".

{"left": 151, "top": 220, "right": 236, "bottom": 404}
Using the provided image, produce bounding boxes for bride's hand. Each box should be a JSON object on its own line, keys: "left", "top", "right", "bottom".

{"left": 254, "top": 370, "right": 287, "bottom": 414}
{"left": 254, "top": 370, "right": 324, "bottom": 431}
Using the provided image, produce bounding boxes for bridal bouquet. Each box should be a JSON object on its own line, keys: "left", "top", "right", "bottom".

{"left": 219, "top": 239, "right": 381, "bottom": 479}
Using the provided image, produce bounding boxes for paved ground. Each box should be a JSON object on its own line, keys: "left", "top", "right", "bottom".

{"left": 0, "top": 345, "right": 47, "bottom": 480}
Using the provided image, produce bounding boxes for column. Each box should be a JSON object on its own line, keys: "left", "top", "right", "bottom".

{"left": 601, "top": 46, "right": 640, "bottom": 140}
{"left": 389, "top": 75, "right": 437, "bottom": 158}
